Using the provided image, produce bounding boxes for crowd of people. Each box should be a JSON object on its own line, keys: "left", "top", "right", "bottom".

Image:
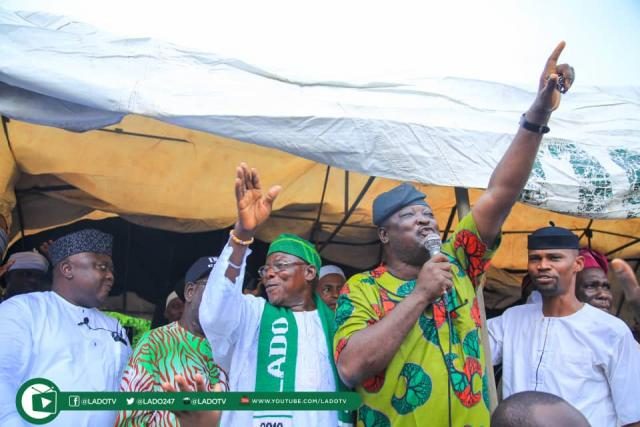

{"left": 0, "top": 42, "right": 639, "bottom": 427}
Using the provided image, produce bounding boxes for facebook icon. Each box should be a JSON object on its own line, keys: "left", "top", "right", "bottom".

{"left": 69, "top": 395, "right": 80, "bottom": 407}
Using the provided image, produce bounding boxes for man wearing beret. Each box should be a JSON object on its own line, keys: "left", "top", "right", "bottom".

{"left": 116, "top": 256, "right": 223, "bottom": 427}
{"left": 575, "top": 249, "right": 640, "bottom": 329}
{"left": 199, "top": 163, "right": 352, "bottom": 427}
{"left": 1, "top": 250, "right": 50, "bottom": 302}
{"left": 488, "top": 226, "right": 640, "bottom": 427}
{"left": 0, "top": 228, "right": 131, "bottom": 427}
{"left": 575, "top": 247, "right": 613, "bottom": 313}
{"left": 333, "top": 42, "right": 574, "bottom": 426}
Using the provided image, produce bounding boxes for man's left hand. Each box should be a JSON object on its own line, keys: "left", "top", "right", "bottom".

{"left": 529, "top": 41, "right": 574, "bottom": 122}
{"left": 161, "top": 374, "right": 221, "bottom": 427}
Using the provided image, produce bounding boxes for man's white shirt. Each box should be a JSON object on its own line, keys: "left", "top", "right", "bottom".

{"left": 0, "top": 291, "right": 130, "bottom": 427}
{"left": 199, "top": 241, "right": 338, "bottom": 427}
{"left": 488, "top": 302, "right": 640, "bottom": 427}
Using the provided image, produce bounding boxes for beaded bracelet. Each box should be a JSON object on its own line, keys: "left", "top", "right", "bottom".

{"left": 230, "top": 229, "right": 254, "bottom": 246}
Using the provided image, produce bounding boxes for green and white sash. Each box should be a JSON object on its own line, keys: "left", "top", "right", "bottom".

{"left": 255, "top": 294, "right": 354, "bottom": 427}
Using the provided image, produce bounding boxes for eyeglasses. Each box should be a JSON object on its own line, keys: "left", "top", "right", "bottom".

{"left": 258, "top": 261, "right": 306, "bottom": 278}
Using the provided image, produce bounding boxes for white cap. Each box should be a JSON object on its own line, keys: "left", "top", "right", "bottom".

{"left": 165, "top": 291, "right": 179, "bottom": 308}
{"left": 7, "top": 250, "right": 49, "bottom": 273}
{"left": 319, "top": 265, "right": 345, "bottom": 280}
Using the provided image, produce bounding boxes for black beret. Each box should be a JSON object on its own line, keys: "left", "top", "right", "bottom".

{"left": 528, "top": 226, "right": 579, "bottom": 250}
{"left": 372, "top": 183, "right": 427, "bottom": 226}
{"left": 48, "top": 229, "right": 113, "bottom": 266}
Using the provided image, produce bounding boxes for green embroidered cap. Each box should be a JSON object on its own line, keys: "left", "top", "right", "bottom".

{"left": 267, "top": 234, "right": 321, "bottom": 273}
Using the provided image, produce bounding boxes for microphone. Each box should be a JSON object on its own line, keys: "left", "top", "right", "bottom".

{"left": 424, "top": 234, "right": 450, "bottom": 307}
{"left": 111, "top": 331, "right": 128, "bottom": 345}
{"left": 424, "top": 234, "right": 441, "bottom": 258}
{"left": 77, "top": 317, "right": 89, "bottom": 326}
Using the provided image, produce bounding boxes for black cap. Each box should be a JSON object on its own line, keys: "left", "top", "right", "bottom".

{"left": 185, "top": 256, "right": 218, "bottom": 284}
{"left": 528, "top": 225, "right": 579, "bottom": 250}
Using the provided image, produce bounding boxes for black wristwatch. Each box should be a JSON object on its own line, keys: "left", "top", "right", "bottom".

{"left": 520, "top": 113, "right": 550, "bottom": 134}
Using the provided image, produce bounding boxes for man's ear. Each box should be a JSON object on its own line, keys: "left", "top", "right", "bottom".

{"left": 184, "top": 282, "right": 196, "bottom": 303}
{"left": 378, "top": 227, "right": 389, "bottom": 244}
{"left": 59, "top": 260, "right": 73, "bottom": 280}
{"left": 574, "top": 255, "right": 585, "bottom": 273}
{"left": 304, "top": 265, "right": 317, "bottom": 283}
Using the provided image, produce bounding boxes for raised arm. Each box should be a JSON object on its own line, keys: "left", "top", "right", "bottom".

{"left": 611, "top": 259, "right": 640, "bottom": 318}
{"left": 473, "top": 41, "right": 574, "bottom": 247}
{"left": 199, "top": 163, "right": 281, "bottom": 363}
{"left": 226, "top": 163, "right": 281, "bottom": 283}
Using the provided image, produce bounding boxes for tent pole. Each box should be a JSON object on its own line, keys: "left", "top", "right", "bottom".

{"left": 441, "top": 206, "right": 457, "bottom": 242}
{"left": 1, "top": 116, "right": 25, "bottom": 249}
{"left": 344, "top": 170, "right": 350, "bottom": 216}
{"left": 317, "top": 176, "right": 375, "bottom": 253}
{"left": 309, "top": 166, "right": 331, "bottom": 245}
{"left": 606, "top": 237, "right": 640, "bottom": 257}
{"left": 454, "top": 186, "right": 498, "bottom": 412}
{"left": 454, "top": 187, "right": 470, "bottom": 217}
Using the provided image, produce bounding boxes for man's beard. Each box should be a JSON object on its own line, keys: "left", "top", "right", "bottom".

{"left": 396, "top": 244, "right": 429, "bottom": 267}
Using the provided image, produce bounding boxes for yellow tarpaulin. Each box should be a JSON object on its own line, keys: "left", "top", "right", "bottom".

{"left": 3, "top": 115, "right": 640, "bottom": 273}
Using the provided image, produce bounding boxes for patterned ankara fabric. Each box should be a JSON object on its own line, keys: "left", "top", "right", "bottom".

{"left": 115, "top": 321, "right": 222, "bottom": 427}
{"left": 333, "top": 214, "right": 499, "bottom": 427}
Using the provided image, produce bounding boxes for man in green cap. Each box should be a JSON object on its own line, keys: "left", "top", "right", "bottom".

{"left": 199, "top": 163, "right": 352, "bottom": 427}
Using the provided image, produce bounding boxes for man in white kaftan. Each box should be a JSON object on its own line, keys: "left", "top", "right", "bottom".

{"left": 489, "top": 225, "right": 640, "bottom": 427}
{"left": 0, "top": 229, "right": 130, "bottom": 427}
{"left": 199, "top": 163, "right": 349, "bottom": 427}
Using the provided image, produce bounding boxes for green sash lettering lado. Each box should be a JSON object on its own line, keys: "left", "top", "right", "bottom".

{"left": 256, "top": 294, "right": 354, "bottom": 426}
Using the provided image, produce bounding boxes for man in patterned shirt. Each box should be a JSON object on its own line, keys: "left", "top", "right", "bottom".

{"left": 115, "top": 256, "right": 225, "bottom": 427}
{"left": 334, "top": 42, "right": 575, "bottom": 427}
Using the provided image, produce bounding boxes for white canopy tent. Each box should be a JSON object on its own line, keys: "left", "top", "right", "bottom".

{"left": 0, "top": 1, "right": 639, "bottom": 289}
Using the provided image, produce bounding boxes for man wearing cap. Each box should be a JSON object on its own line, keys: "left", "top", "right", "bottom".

{"left": 576, "top": 249, "right": 640, "bottom": 328}
{"left": 199, "top": 163, "right": 352, "bottom": 427}
{"left": 317, "top": 265, "right": 347, "bottom": 311}
{"left": 116, "top": 256, "right": 223, "bottom": 427}
{"left": 575, "top": 247, "right": 613, "bottom": 312}
{"left": 0, "top": 250, "right": 50, "bottom": 301}
{"left": 0, "top": 228, "right": 131, "bottom": 427}
{"left": 488, "top": 226, "right": 640, "bottom": 427}
{"left": 333, "top": 42, "right": 574, "bottom": 426}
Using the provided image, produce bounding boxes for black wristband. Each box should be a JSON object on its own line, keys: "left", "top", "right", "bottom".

{"left": 520, "top": 113, "right": 550, "bottom": 134}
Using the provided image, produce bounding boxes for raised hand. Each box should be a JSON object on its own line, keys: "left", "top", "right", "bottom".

{"left": 611, "top": 259, "right": 640, "bottom": 314}
{"left": 530, "top": 41, "right": 574, "bottom": 121}
{"left": 161, "top": 374, "right": 221, "bottom": 427}
{"left": 234, "top": 163, "right": 282, "bottom": 238}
